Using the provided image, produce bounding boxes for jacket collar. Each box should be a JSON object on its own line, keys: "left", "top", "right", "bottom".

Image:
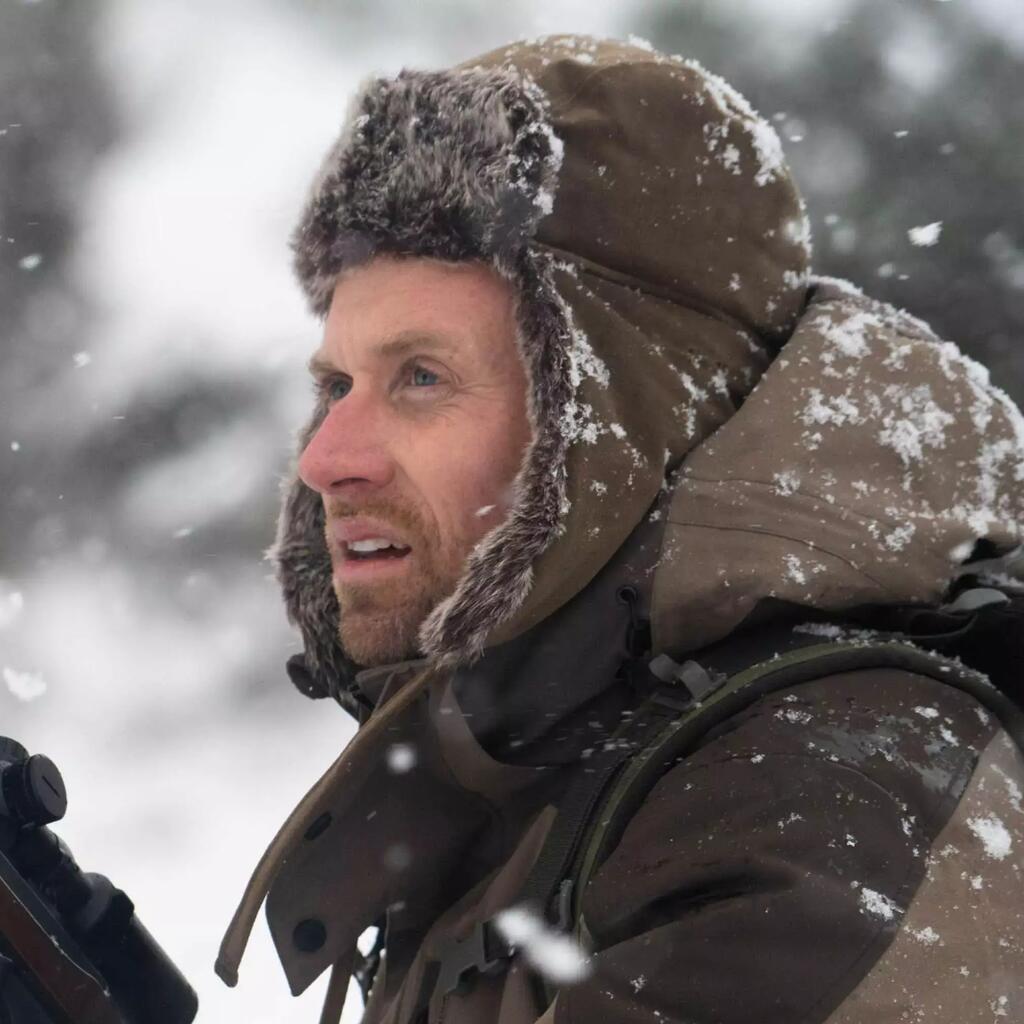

{"left": 220, "top": 496, "right": 667, "bottom": 996}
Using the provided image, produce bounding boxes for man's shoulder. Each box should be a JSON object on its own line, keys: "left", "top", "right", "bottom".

{"left": 564, "top": 667, "right": 1024, "bottom": 1023}
{"left": 636, "top": 665, "right": 999, "bottom": 836}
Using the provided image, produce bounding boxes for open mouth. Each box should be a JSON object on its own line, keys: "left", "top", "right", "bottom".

{"left": 343, "top": 539, "right": 412, "bottom": 562}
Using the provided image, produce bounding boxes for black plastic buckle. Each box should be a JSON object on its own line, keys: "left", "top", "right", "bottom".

{"left": 435, "top": 921, "right": 513, "bottom": 997}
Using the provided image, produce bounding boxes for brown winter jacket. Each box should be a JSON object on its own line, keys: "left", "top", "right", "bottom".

{"left": 218, "top": 36, "right": 1024, "bottom": 1023}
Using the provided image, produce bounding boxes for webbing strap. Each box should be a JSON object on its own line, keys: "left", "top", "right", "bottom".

{"left": 411, "top": 662, "right": 725, "bottom": 1019}
{"left": 567, "top": 634, "right": 1024, "bottom": 952}
{"left": 516, "top": 624, "right": 1024, "bottom": 968}
{"left": 412, "top": 609, "right": 1024, "bottom": 1016}
{"left": 514, "top": 691, "right": 691, "bottom": 917}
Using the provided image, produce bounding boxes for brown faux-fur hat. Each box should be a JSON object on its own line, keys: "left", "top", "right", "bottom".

{"left": 278, "top": 35, "right": 810, "bottom": 697}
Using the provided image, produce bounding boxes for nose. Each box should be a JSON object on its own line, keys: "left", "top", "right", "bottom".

{"left": 297, "top": 396, "right": 395, "bottom": 498}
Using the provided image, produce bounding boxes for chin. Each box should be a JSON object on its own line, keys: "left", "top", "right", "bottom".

{"left": 334, "top": 564, "right": 461, "bottom": 667}
{"left": 338, "top": 608, "right": 424, "bottom": 667}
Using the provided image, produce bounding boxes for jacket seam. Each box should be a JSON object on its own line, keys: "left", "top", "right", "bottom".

{"left": 638, "top": 749, "right": 934, "bottom": 848}
{"left": 536, "top": 240, "right": 765, "bottom": 339}
{"left": 662, "top": 516, "right": 899, "bottom": 596}
{"left": 677, "top": 472, "right": 927, "bottom": 534}
{"left": 795, "top": 733, "right": 979, "bottom": 1024}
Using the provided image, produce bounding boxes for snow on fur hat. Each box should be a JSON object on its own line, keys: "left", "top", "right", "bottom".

{"left": 277, "top": 34, "right": 810, "bottom": 695}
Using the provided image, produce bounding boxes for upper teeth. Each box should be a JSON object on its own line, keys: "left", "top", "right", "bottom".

{"left": 348, "top": 538, "right": 408, "bottom": 553}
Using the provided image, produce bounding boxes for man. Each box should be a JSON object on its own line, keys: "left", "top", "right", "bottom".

{"left": 296, "top": 255, "right": 533, "bottom": 670}
{"left": 218, "top": 35, "right": 1024, "bottom": 1023}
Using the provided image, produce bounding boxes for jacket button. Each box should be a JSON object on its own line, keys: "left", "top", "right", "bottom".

{"left": 293, "top": 918, "right": 327, "bottom": 953}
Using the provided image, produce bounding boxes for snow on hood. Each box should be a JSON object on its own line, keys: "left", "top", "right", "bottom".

{"left": 652, "top": 275, "right": 1024, "bottom": 654}
{"left": 277, "top": 34, "right": 810, "bottom": 691}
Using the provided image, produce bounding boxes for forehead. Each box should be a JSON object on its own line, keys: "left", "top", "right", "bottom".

{"left": 318, "top": 256, "right": 519, "bottom": 368}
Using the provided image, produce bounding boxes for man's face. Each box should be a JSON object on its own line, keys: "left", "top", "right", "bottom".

{"left": 298, "top": 256, "right": 532, "bottom": 666}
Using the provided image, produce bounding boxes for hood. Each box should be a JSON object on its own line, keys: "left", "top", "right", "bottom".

{"left": 277, "top": 34, "right": 811, "bottom": 692}
{"left": 219, "top": 36, "right": 1024, "bottom": 1000}
{"left": 652, "top": 275, "right": 1024, "bottom": 654}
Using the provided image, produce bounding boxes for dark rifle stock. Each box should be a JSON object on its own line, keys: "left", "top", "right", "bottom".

{"left": 0, "top": 851, "right": 122, "bottom": 1024}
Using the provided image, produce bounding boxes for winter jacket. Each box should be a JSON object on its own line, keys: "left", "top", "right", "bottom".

{"left": 218, "top": 36, "right": 1024, "bottom": 1023}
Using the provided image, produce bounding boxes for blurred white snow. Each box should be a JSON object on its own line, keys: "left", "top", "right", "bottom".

{"left": 3, "top": 0, "right": 630, "bottom": 1020}
{"left": 10, "top": 0, "right": 1022, "bottom": 1019}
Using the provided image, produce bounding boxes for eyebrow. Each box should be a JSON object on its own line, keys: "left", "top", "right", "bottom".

{"left": 307, "top": 330, "right": 457, "bottom": 377}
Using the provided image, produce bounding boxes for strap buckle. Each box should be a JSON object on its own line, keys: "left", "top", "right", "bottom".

{"left": 648, "top": 656, "right": 727, "bottom": 710}
{"left": 435, "top": 920, "right": 513, "bottom": 997}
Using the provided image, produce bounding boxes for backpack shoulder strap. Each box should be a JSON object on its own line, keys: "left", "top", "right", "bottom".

{"left": 425, "top": 593, "right": 1024, "bottom": 1012}
{"left": 516, "top": 622, "right": 1024, "bottom": 987}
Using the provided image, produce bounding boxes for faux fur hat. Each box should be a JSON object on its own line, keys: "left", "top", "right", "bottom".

{"left": 277, "top": 35, "right": 811, "bottom": 697}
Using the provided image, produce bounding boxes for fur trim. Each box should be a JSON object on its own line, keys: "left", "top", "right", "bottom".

{"left": 291, "top": 65, "right": 562, "bottom": 314}
{"left": 270, "top": 399, "right": 357, "bottom": 698}
{"left": 276, "top": 63, "right": 571, "bottom": 686}
{"left": 418, "top": 248, "right": 573, "bottom": 665}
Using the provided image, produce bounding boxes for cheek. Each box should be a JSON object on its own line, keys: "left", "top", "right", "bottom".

{"left": 450, "top": 415, "right": 530, "bottom": 532}
{"left": 397, "top": 415, "right": 526, "bottom": 540}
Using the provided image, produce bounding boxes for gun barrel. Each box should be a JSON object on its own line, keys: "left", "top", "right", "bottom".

{"left": 97, "top": 912, "right": 199, "bottom": 1024}
{"left": 64, "top": 872, "right": 197, "bottom": 1024}
{"left": 0, "top": 852, "right": 122, "bottom": 1024}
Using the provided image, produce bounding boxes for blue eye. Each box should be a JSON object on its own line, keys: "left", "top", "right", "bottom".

{"left": 326, "top": 376, "right": 351, "bottom": 401}
{"left": 410, "top": 366, "right": 439, "bottom": 387}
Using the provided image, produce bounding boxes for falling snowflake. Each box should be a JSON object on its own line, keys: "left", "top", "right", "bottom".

{"left": 3, "top": 667, "right": 47, "bottom": 702}
{"left": 494, "top": 906, "right": 591, "bottom": 985}
{"left": 386, "top": 743, "right": 417, "bottom": 774}
{"left": 908, "top": 222, "right": 942, "bottom": 247}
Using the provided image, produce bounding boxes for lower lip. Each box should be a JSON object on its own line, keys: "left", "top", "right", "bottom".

{"left": 334, "top": 549, "right": 413, "bottom": 583}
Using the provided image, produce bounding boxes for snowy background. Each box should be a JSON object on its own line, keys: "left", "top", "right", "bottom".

{"left": 1, "top": 0, "right": 1023, "bottom": 1020}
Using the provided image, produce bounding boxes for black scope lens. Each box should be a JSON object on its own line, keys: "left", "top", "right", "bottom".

{"left": 0, "top": 754, "right": 67, "bottom": 828}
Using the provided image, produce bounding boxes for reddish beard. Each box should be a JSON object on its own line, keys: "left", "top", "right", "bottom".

{"left": 323, "top": 497, "right": 459, "bottom": 666}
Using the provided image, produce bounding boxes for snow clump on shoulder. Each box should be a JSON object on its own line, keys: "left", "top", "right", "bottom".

{"left": 967, "top": 814, "right": 1013, "bottom": 860}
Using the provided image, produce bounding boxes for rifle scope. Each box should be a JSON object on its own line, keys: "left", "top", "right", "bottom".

{"left": 0, "top": 737, "right": 198, "bottom": 1024}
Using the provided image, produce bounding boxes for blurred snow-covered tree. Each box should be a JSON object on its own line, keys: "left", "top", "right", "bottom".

{"left": 0, "top": 0, "right": 116, "bottom": 573}
{"left": 640, "top": 0, "right": 1024, "bottom": 403}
